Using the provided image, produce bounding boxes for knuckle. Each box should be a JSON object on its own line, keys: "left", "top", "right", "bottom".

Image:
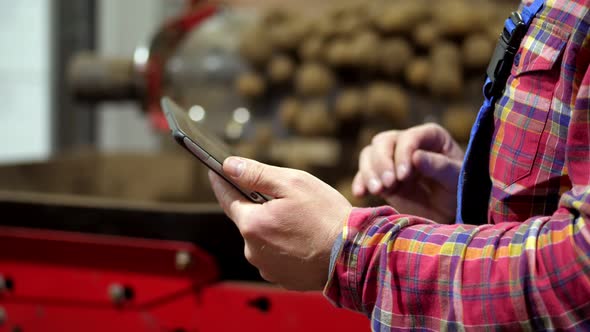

{"left": 396, "top": 131, "right": 417, "bottom": 150}
{"left": 423, "top": 122, "right": 444, "bottom": 132}
{"left": 244, "top": 245, "right": 256, "bottom": 265}
{"left": 359, "top": 146, "right": 371, "bottom": 160}
{"left": 247, "top": 164, "right": 266, "bottom": 188}
{"left": 371, "top": 133, "right": 385, "bottom": 145}
{"left": 239, "top": 218, "right": 257, "bottom": 240}
{"left": 371, "top": 131, "right": 395, "bottom": 145}
{"left": 259, "top": 270, "right": 275, "bottom": 283}
{"left": 285, "top": 170, "right": 309, "bottom": 190}
{"left": 353, "top": 171, "right": 362, "bottom": 183}
{"left": 374, "top": 156, "right": 388, "bottom": 169}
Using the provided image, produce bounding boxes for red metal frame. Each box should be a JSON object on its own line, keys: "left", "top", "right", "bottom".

{"left": 197, "top": 283, "right": 370, "bottom": 332}
{"left": 0, "top": 226, "right": 370, "bottom": 331}
{"left": 0, "top": 226, "right": 217, "bottom": 331}
{"left": 144, "top": 3, "right": 218, "bottom": 132}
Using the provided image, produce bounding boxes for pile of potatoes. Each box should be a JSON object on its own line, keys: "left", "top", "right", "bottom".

{"left": 235, "top": 0, "right": 516, "bottom": 140}
{"left": 234, "top": 0, "right": 517, "bottom": 203}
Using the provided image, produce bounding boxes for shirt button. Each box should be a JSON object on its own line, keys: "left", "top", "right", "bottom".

{"left": 514, "top": 53, "right": 521, "bottom": 66}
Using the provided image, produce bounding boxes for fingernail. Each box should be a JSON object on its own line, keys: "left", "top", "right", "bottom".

{"left": 225, "top": 157, "right": 245, "bottom": 178}
{"left": 368, "top": 178, "right": 381, "bottom": 193}
{"left": 381, "top": 171, "right": 395, "bottom": 188}
{"left": 397, "top": 164, "right": 408, "bottom": 179}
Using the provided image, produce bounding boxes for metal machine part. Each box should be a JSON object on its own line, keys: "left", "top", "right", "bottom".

{"left": 67, "top": 2, "right": 254, "bottom": 138}
{"left": 0, "top": 224, "right": 370, "bottom": 331}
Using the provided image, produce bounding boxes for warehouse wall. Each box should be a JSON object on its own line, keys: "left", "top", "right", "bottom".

{"left": 0, "top": 1, "right": 51, "bottom": 163}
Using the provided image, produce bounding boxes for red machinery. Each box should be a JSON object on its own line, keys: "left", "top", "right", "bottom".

{"left": 0, "top": 225, "right": 368, "bottom": 331}
{"left": 0, "top": 2, "right": 371, "bottom": 330}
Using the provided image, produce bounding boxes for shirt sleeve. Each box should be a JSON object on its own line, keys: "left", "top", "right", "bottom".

{"left": 323, "top": 69, "right": 590, "bottom": 330}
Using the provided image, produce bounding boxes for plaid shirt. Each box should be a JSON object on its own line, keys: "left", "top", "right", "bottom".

{"left": 324, "top": 0, "right": 590, "bottom": 330}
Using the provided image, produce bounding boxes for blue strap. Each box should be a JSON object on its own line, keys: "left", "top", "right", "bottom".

{"left": 455, "top": 0, "right": 545, "bottom": 224}
{"left": 522, "top": 0, "right": 545, "bottom": 26}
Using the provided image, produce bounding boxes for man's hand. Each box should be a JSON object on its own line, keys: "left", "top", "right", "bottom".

{"left": 353, "top": 123, "right": 464, "bottom": 223}
{"left": 208, "top": 157, "right": 352, "bottom": 291}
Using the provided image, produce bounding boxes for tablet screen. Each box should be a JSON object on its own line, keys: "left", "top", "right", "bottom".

{"left": 161, "top": 97, "right": 233, "bottom": 164}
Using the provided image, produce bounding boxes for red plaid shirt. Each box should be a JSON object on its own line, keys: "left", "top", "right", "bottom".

{"left": 324, "top": 0, "right": 590, "bottom": 330}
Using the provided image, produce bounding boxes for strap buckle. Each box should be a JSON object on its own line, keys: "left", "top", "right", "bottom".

{"left": 485, "top": 12, "right": 528, "bottom": 98}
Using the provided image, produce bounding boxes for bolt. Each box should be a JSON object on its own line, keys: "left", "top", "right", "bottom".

{"left": 175, "top": 251, "right": 192, "bottom": 271}
{"left": 0, "top": 306, "right": 6, "bottom": 325}
{"left": 109, "top": 284, "right": 125, "bottom": 305}
{"left": 109, "top": 284, "right": 134, "bottom": 305}
{"left": 0, "top": 275, "right": 14, "bottom": 293}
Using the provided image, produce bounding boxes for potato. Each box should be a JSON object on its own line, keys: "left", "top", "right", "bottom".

{"left": 337, "top": 14, "right": 366, "bottom": 36}
{"left": 239, "top": 27, "right": 273, "bottom": 66}
{"left": 351, "top": 30, "right": 380, "bottom": 68}
{"left": 313, "top": 18, "right": 340, "bottom": 39}
{"left": 366, "top": 83, "right": 409, "bottom": 125}
{"left": 335, "top": 89, "right": 365, "bottom": 121}
{"left": 413, "top": 23, "right": 439, "bottom": 50}
{"left": 431, "top": 41, "right": 462, "bottom": 67}
{"left": 278, "top": 97, "right": 302, "bottom": 129}
{"left": 326, "top": 39, "right": 353, "bottom": 67}
{"left": 373, "top": 2, "right": 429, "bottom": 34}
{"left": 373, "top": 5, "right": 409, "bottom": 34}
{"left": 429, "top": 66, "right": 463, "bottom": 99}
{"left": 429, "top": 42, "right": 463, "bottom": 98}
{"left": 267, "top": 54, "right": 295, "bottom": 84}
{"left": 260, "top": 7, "right": 294, "bottom": 27}
{"left": 462, "top": 34, "right": 494, "bottom": 70}
{"left": 295, "top": 100, "right": 337, "bottom": 136}
{"left": 235, "top": 72, "right": 266, "bottom": 99}
{"left": 433, "top": 0, "right": 479, "bottom": 37}
{"left": 379, "top": 38, "right": 413, "bottom": 77}
{"left": 295, "top": 63, "right": 335, "bottom": 96}
{"left": 441, "top": 104, "right": 477, "bottom": 142}
{"left": 299, "top": 36, "right": 325, "bottom": 62}
{"left": 329, "top": 1, "right": 369, "bottom": 21}
{"left": 405, "top": 57, "right": 431, "bottom": 89}
{"left": 269, "top": 21, "right": 309, "bottom": 50}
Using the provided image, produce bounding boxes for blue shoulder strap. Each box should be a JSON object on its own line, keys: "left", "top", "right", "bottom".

{"left": 455, "top": 0, "right": 545, "bottom": 224}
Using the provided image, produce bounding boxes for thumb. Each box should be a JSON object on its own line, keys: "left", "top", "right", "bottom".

{"left": 412, "top": 150, "right": 461, "bottom": 191}
{"left": 223, "top": 157, "right": 287, "bottom": 197}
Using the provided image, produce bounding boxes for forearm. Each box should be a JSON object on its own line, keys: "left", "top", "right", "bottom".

{"left": 324, "top": 198, "right": 590, "bottom": 330}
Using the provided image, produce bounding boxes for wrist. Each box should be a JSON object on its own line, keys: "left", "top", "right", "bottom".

{"left": 318, "top": 206, "right": 353, "bottom": 290}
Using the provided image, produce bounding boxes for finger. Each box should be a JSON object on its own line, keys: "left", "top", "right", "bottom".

{"left": 352, "top": 172, "right": 366, "bottom": 197}
{"left": 412, "top": 150, "right": 462, "bottom": 190}
{"left": 223, "top": 157, "right": 289, "bottom": 198}
{"left": 358, "top": 146, "right": 383, "bottom": 195}
{"left": 393, "top": 123, "right": 449, "bottom": 181}
{"left": 208, "top": 170, "right": 254, "bottom": 226}
{"left": 369, "top": 131, "right": 398, "bottom": 188}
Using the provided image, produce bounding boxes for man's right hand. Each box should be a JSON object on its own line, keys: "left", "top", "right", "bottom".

{"left": 353, "top": 123, "right": 465, "bottom": 224}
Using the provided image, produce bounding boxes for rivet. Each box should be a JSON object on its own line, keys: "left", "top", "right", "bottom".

{"left": 175, "top": 251, "right": 192, "bottom": 271}
{"left": 109, "top": 284, "right": 125, "bottom": 304}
